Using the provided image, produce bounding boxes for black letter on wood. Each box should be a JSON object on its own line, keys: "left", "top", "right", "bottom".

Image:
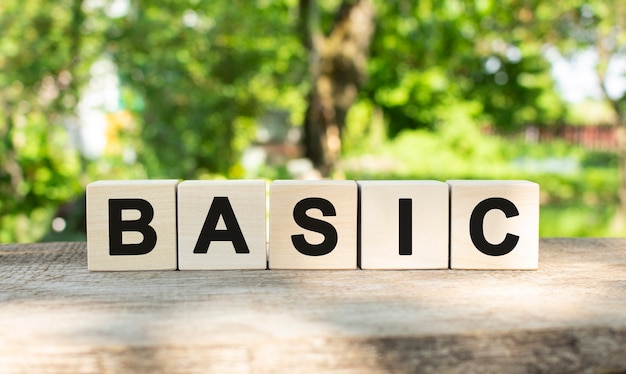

{"left": 108, "top": 198, "right": 157, "bottom": 255}
{"left": 469, "top": 197, "right": 520, "bottom": 256}
{"left": 399, "top": 198, "right": 412, "bottom": 255}
{"left": 193, "top": 197, "right": 250, "bottom": 254}
{"left": 291, "top": 197, "right": 338, "bottom": 256}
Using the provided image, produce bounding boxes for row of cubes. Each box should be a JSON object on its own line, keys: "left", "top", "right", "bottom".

{"left": 87, "top": 179, "right": 539, "bottom": 271}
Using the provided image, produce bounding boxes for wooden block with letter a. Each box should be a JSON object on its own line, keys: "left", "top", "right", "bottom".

{"left": 177, "top": 180, "right": 267, "bottom": 270}
{"left": 269, "top": 180, "right": 357, "bottom": 269}
{"left": 358, "top": 180, "right": 449, "bottom": 269}
{"left": 86, "top": 180, "right": 179, "bottom": 271}
{"left": 448, "top": 180, "right": 539, "bottom": 270}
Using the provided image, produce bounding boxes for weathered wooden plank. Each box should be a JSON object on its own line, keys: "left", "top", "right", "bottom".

{"left": 0, "top": 239, "right": 624, "bottom": 373}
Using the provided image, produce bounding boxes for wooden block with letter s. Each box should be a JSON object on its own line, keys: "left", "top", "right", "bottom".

{"left": 87, "top": 180, "right": 179, "bottom": 271}
{"left": 269, "top": 180, "right": 357, "bottom": 269}
{"left": 177, "top": 180, "right": 267, "bottom": 270}
{"left": 448, "top": 180, "right": 539, "bottom": 270}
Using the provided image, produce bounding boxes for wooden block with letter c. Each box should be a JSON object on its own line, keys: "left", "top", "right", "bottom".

{"left": 448, "top": 180, "right": 539, "bottom": 270}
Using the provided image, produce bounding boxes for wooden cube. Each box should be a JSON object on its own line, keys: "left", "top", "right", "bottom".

{"left": 177, "top": 180, "right": 267, "bottom": 270}
{"left": 269, "top": 180, "right": 357, "bottom": 269}
{"left": 358, "top": 180, "right": 449, "bottom": 269}
{"left": 87, "top": 180, "right": 179, "bottom": 271}
{"left": 448, "top": 180, "right": 539, "bottom": 270}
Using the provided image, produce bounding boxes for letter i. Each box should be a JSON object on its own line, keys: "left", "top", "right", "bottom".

{"left": 399, "top": 198, "right": 412, "bottom": 256}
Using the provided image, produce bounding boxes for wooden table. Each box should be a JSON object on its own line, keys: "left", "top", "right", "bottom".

{"left": 0, "top": 239, "right": 624, "bottom": 373}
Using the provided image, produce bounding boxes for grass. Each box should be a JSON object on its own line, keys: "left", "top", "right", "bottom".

{"left": 341, "top": 128, "right": 622, "bottom": 237}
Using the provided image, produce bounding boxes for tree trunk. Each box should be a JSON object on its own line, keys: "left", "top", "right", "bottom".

{"left": 598, "top": 64, "right": 626, "bottom": 234}
{"left": 588, "top": 1, "right": 626, "bottom": 234}
{"left": 611, "top": 116, "right": 626, "bottom": 234}
{"left": 300, "top": 0, "right": 375, "bottom": 177}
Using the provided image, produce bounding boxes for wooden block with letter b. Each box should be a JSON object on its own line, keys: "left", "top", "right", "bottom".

{"left": 177, "top": 180, "right": 267, "bottom": 270}
{"left": 87, "top": 180, "right": 179, "bottom": 271}
{"left": 358, "top": 180, "right": 449, "bottom": 269}
{"left": 269, "top": 180, "right": 357, "bottom": 269}
{"left": 448, "top": 180, "right": 539, "bottom": 270}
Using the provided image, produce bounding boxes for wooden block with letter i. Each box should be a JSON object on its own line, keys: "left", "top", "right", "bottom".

{"left": 358, "top": 180, "right": 449, "bottom": 269}
{"left": 177, "top": 180, "right": 267, "bottom": 270}
{"left": 269, "top": 180, "right": 357, "bottom": 269}
{"left": 448, "top": 180, "right": 539, "bottom": 270}
{"left": 87, "top": 180, "right": 179, "bottom": 271}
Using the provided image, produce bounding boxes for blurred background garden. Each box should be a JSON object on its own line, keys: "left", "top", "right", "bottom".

{"left": 1, "top": 0, "right": 625, "bottom": 242}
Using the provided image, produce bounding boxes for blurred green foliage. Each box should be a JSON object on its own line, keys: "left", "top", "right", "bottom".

{"left": 365, "top": 1, "right": 568, "bottom": 136}
{"left": 0, "top": 0, "right": 95, "bottom": 242}
{"left": 108, "top": 0, "right": 308, "bottom": 179}
{"left": 343, "top": 130, "right": 620, "bottom": 237}
{"left": 0, "top": 0, "right": 624, "bottom": 241}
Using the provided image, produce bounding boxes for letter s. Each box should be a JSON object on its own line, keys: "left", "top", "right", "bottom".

{"left": 291, "top": 197, "right": 338, "bottom": 256}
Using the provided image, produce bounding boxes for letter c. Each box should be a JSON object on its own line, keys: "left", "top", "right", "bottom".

{"left": 469, "top": 197, "right": 520, "bottom": 256}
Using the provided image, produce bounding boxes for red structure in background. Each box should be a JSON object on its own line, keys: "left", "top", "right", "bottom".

{"left": 487, "top": 124, "right": 617, "bottom": 151}
{"left": 545, "top": 125, "right": 616, "bottom": 151}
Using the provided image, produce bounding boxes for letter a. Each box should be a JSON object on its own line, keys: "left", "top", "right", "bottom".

{"left": 193, "top": 197, "right": 250, "bottom": 254}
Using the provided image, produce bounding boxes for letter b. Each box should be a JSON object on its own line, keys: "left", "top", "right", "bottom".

{"left": 108, "top": 198, "right": 158, "bottom": 256}
{"left": 87, "top": 180, "right": 178, "bottom": 271}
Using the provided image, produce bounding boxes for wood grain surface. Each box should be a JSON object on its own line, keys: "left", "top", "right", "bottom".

{"left": 0, "top": 239, "right": 624, "bottom": 373}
